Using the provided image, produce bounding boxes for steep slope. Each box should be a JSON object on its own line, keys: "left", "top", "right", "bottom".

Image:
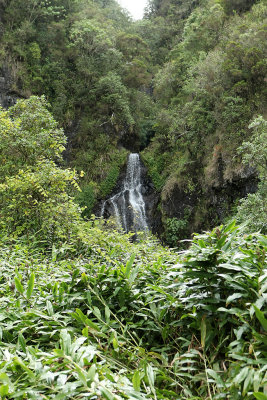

{"left": 0, "top": 0, "right": 266, "bottom": 243}
{"left": 0, "top": 0, "right": 155, "bottom": 215}
{"left": 141, "top": 0, "right": 267, "bottom": 243}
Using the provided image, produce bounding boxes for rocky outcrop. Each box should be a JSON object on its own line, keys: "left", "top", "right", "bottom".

{"left": 96, "top": 151, "right": 258, "bottom": 239}
{"left": 161, "top": 165, "right": 258, "bottom": 235}
{"left": 0, "top": 65, "right": 19, "bottom": 108}
{"left": 204, "top": 167, "right": 258, "bottom": 227}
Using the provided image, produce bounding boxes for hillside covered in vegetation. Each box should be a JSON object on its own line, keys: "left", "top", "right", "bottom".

{"left": 0, "top": 0, "right": 266, "bottom": 241}
{"left": 0, "top": 0, "right": 266, "bottom": 399}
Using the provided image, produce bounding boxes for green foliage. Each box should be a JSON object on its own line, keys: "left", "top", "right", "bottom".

{"left": 236, "top": 116, "right": 267, "bottom": 233}
{"left": 182, "top": 2, "right": 225, "bottom": 54}
{"left": 116, "top": 33, "right": 152, "bottom": 88}
{"left": 0, "top": 96, "right": 81, "bottom": 243}
{"left": 0, "top": 159, "right": 82, "bottom": 239}
{"left": 238, "top": 116, "right": 267, "bottom": 175}
{"left": 95, "top": 72, "right": 134, "bottom": 127}
{"left": 144, "top": 0, "right": 267, "bottom": 233}
{"left": 0, "top": 96, "right": 66, "bottom": 177}
{"left": 236, "top": 181, "right": 267, "bottom": 234}
{"left": 0, "top": 220, "right": 266, "bottom": 398}
{"left": 164, "top": 217, "right": 189, "bottom": 247}
{"left": 0, "top": 0, "right": 139, "bottom": 204}
{"left": 76, "top": 182, "right": 97, "bottom": 218}
{"left": 141, "top": 150, "right": 167, "bottom": 191}
{"left": 1, "top": 0, "right": 266, "bottom": 239}
{"left": 99, "top": 164, "right": 120, "bottom": 198}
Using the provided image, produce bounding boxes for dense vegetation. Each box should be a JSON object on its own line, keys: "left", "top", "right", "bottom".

{"left": 0, "top": 0, "right": 266, "bottom": 239}
{"left": 141, "top": 0, "right": 267, "bottom": 239}
{"left": 0, "top": 92, "right": 266, "bottom": 400}
{"left": 0, "top": 217, "right": 266, "bottom": 399}
{"left": 0, "top": 0, "right": 155, "bottom": 215}
{"left": 0, "top": 1, "right": 267, "bottom": 398}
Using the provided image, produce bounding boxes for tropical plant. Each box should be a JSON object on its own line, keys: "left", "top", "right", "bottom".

{"left": 0, "top": 220, "right": 266, "bottom": 399}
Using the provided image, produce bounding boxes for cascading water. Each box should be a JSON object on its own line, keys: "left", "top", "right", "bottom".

{"left": 101, "top": 153, "right": 148, "bottom": 232}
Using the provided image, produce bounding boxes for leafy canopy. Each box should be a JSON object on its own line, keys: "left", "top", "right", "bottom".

{"left": 0, "top": 96, "right": 82, "bottom": 242}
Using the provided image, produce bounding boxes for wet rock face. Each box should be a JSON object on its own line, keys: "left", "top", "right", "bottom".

{"left": 161, "top": 184, "right": 196, "bottom": 221}
{"left": 206, "top": 171, "right": 258, "bottom": 224}
{"left": 0, "top": 67, "right": 18, "bottom": 108}
{"left": 98, "top": 155, "right": 258, "bottom": 239}
{"left": 161, "top": 168, "right": 258, "bottom": 234}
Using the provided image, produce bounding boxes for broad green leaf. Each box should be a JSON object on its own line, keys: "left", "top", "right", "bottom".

{"left": 233, "top": 367, "right": 250, "bottom": 385}
{"left": 74, "top": 364, "right": 87, "bottom": 386}
{"left": 18, "top": 333, "right": 26, "bottom": 352}
{"left": 197, "top": 239, "right": 206, "bottom": 248}
{"left": 0, "top": 385, "right": 9, "bottom": 396}
{"left": 125, "top": 253, "right": 135, "bottom": 279}
{"left": 226, "top": 293, "right": 243, "bottom": 305}
{"left": 82, "top": 326, "right": 89, "bottom": 337}
{"left": 53, "top": 393, "right": 67, "bottom": 400}
{"left": 87, "top": 364, "right": 96, "bottom": 383}
{"left": 132, "top": 370, "right": 141, "bottom": 391}
{"left": 43, "top": 371, "right": 55, "bottom": 384}
{"left": 26, "top": 272, "right": 35, "bottom": 299}
{"left": 85, "top": 318, "right": 101, "bottom": 332}
{"left": 206, "top": 369, "right": 225, "bottom": 387}
{"left": 129, "top": 265, "right": 139, "bottom": 286}
{"left": 105, "top": 305, "right": 111, "bottom": 322}
{"left": 146, "top": 364, "right": 155, "bottom": 392}
{"left": 14, "top": 277, "right": 24, "bottom": 294}
{"left": 223, "top": 219, "right": 236, "bottom": 233}
{"left": 254, "top": 393, "right": 267, "bottom": 400}
{"left": 258, "top": 235, "right": 267, "bottom": 247}
{"left": 93, "top": 306, "right": 101, "bottom": 320}
{"left": 253, "top": 371, "right": 262, "bottom": 392}
{"left": 60, "top": 329, "right": 72, "bottom": 355}
{"left": 100, "top": 387, "right": 115, "bottom": 400}
{"left": 217, "top": 235, "right": 227, "bottom": 249}
{"left": 13, "top": 357, "right": 35, "bottom": 380}
{"left": 0, "top": 374, "right": 10, "bottom": 385}
{"left": 53, "top": 349, "right": 64, "bottom": 357}
{"left": 112, "top": 335, "right": 119, "bottom": 351}
{"left": 46, "top": 300, "right": 54, "bottom": 316}
{"left": 253, "top": 305, "right": 267, "bottom": 331}
{"left": 74, "top": 308, "right": 87, "bottom": 323}
{"left": 243, "top": 368, "right": 254, "bottom": 396}
{"left": 251, "top": 297, "right": 265, "bottom": 317}
{"left": 57, "top": 374, "right": 68, "bottom": 386}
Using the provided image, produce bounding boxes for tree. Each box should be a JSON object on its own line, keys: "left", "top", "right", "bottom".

{"left": 95, "top": 72, "right": 134, "bottom": 127}
{"left": 0, "top": 96, "right": 82, "bottom": 242}
{"left": 0, "top": 96, "right": 66, "bottom": 178}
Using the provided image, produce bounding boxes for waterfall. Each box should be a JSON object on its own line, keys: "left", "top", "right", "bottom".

{"left": 101, "top": 153, "right": 148, "bottom": 232}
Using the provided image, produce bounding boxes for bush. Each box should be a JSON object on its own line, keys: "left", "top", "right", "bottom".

{"left": 164, "top": 217, "right": 188, "bottom": 246}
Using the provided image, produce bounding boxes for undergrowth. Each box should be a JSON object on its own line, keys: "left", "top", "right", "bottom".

{"left": 0, "top": 220, "right": 266, "bottom": 399}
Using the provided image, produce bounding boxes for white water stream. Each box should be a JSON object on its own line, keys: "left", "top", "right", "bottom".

{"left": 101, "top": 153, "right": 148, "bottom": 232}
